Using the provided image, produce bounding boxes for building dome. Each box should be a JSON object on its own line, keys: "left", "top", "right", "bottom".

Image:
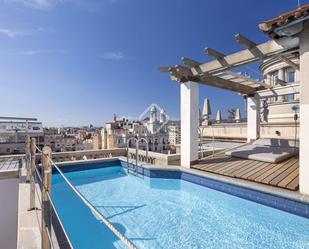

{"left": 149, "top": 105, "right": 158, "bottom": 123}
{"left": 150, "top": 106, "right": 157, "bottom": 113}
{"left": 160, "top": 109, "right": 167, "bottom": 123}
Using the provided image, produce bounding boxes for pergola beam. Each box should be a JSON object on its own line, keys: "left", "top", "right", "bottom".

{"left": 192, "top": 36, "right": 299, "bottom": 75}
{"left": 224, "top": 70, "right": 271, "bottom": 89}
{"left": 198, "top": 74, "right": 256, "bottom": 95}
{"left": 159, "top": 66, "right": 173, "bottom": 72}
{"left": 257, "top": 84, "right": 300, "bottom": 98}
{"left": 279, "top": 55, "right": 300, "bottom": 70}
{"left": 204, "top": 48, "right": 225, "bottom": 59}
{"left": 181, "top": 57, "right": 201, "bottom": 67}
{"left": 161, "top": 62, "right": 260, "bottom": 92}
{"left": 235, "top": 34, "right": 257, "bottom": 49}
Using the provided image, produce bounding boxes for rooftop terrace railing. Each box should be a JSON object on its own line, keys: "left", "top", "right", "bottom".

{"left": 29, "top": 139, "right": 74, "bottom": 249}
{"left": 25, "top": 138, "right": 137, "bottom": 249}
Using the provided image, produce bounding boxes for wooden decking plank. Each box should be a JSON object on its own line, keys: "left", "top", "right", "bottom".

{"left": 286, "top": 175, "right": 299, "bottom": 190}
{"left": 202, "top": 157, "right": 239, "bottom": 171}
{"left": 193, "top": 156, "right": 242, "bottom": 174}
{"left": 192, "top": 153, "right": 299, "bottom": 191}
{"left": 221, "top": 159, "right": 254, "bottom": 175}
{"left": 196, "top": 156, "right": 235, "bottom": 170}
{"left": 228, "top": 160, "right": 261, "bottom": 176}
{"left": 260, "top": 158, "right": 298, "bottom": 184}
{"left": 195, "top": 156, "right": 228, "bottom": 169}
{"left": 235, "top": 161, "right": 266, "bottom": 178}
{"left": 253, "top": 157, "right": 296, "bottom": 182}
{"left": 240, "top": 162, "right": 270, "bottom": 179}
{"left": 211, "top": 158, "right": 247, "bottom": 174}
{"left": 225, "top": 160, "right": 258, "bottom": 176}
{"left": 247, "top": 162, "right": 276, "bottom": 180}
{"left": 269, "top": 162, "right": 299, "bottom": 186}
{"left": 278, "top": 168, "right": 299, "bottom": 188}
{"left": 219, "top": 159, "right": 252, "bottom": 175}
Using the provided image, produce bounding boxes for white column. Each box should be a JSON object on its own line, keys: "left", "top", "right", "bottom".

{"left": 181, "top": 82, "right": 199, "bottom": 167}
{"left": 299, "top": 21, "right": 309, "bottom": 195}
{"left": 247, "top": 95, "right": 260, "bottom": 142}
{"left": 278, "top": 69, "right": 285, "bottom": 102}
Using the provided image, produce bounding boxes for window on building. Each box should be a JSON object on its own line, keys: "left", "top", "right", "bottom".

{"left": 287, "top": 69, "right": 295, "bottom": 83}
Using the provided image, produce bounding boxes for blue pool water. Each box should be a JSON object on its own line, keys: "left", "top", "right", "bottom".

{"left": 52, "top": 164, "right": 309, "bottom": 249}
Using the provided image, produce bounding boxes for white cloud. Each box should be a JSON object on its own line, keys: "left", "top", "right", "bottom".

{"left": 99, "top": 51, "right": 126, "bottom": 61}
{"left": 1, "top": 0, "right": 75, "bottom": 10}
{"left": 0, "top": 26, "right": 46, "bottom": 38}
{"left": 3, "top": 49, "right": 68, "bottom": 56}
{"left": 0, "top": 28, "right": 28, "bottom": 38}
{"left": 1, "top": 0, "right": 119, "bottom": 10}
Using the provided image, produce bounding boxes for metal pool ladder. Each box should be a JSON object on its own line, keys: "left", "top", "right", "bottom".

{"left": 126, "top": 137, "right": 149, "bottom": 176}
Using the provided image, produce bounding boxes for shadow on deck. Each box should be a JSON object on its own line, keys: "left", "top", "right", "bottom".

{"left": 192, "top": 154, "right": 299, "bottom": 191}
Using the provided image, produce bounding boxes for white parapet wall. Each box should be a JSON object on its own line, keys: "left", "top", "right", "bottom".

{"left": 201, "top": 122, "right": 299, "bottom": 140}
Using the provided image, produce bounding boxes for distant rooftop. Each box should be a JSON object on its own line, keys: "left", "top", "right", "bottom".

{"left": 0, "top": 117, "right": 38, "bottom": 122}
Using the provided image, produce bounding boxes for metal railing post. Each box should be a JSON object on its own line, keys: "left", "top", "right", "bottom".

{"left": 29, "top": 138, "right": 36, "bottom": 210}
{"left": 25, "top": 134, "right": 31, "bottom": 182}
{"left": 41, "top": 146, "right": 52, "bottom": 249}
{"left": 135, "top": 141, "right": 138, "bottom": 174}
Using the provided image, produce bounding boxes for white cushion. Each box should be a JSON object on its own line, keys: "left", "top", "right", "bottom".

{"left": 225, "top": 143, "right": 298, "bottom": 163}
{"left": 253, "top": 138, "right": 299, "bottom": 148}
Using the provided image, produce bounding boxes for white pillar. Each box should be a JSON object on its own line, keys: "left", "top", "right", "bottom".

{"left": 181, "top": 82, "right": 199, "bottom": 167}
{"left": 299, "top": 21, "right": 309, "bottom": 195}
{"left": 247, "top": 95, "right": 260, "bottom": 142}
{"left": 278, "top": 69, "right": 285, "bottom": 102}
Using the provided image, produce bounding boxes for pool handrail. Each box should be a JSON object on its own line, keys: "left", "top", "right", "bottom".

{"left": 126, "top": 137, "right": 139, "bottom": 175}
{"left": 37, "top": 145, "right": 138, "bottom": 249}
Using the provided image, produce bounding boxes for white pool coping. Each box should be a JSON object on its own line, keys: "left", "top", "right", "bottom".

{"left": 53, "top": 156, "right": 309, "bottom": 205}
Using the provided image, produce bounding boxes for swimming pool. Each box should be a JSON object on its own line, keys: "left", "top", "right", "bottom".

{"left": 52, "top": 160, "right": 309, "bottom": 249}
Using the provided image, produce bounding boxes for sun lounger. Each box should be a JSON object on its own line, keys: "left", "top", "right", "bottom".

{"left": 225, "top": 139, "right": 298, "bottom": 163}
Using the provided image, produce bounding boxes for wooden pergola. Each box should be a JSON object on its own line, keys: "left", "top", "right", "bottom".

{"left": 159, "top": 5, "right": 309, "bottom": 195}
{"left": 160, "top": 34, "right": 300, "bottom": 95}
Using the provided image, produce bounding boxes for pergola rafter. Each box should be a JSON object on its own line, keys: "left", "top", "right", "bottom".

{"left": 160, "top": 35, "right": 299, "bottom": 96}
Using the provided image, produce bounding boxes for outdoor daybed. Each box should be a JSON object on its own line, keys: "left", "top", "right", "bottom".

{"left": 225, "top": 138, "right": 298, "bottom": 163}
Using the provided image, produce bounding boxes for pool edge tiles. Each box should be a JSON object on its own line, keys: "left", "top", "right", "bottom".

{"left": 54, "top": 159, "right": 309, "bottom": 219}
{"left": 120, "top": 160, "right": 309, "bottom": 219}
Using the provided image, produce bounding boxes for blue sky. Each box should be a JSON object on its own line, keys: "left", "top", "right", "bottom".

{"left": 0, "top": 0, "right": 306, "bottom": 127}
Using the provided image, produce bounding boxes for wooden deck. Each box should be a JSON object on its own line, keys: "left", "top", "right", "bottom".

{"left": 192, "top": 154, "right": 299, "bottom": 191}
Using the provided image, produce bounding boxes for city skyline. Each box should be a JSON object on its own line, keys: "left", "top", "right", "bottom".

{"left": 0, "top": 0, "right": 305, "bottom": 126}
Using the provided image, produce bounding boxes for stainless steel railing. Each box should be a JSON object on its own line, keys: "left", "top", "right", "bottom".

{"left": 25, "top": 140, "right": 137, "bottom": 249}
{"left": 126, "top": 137, "right": 149, "bottom": 175}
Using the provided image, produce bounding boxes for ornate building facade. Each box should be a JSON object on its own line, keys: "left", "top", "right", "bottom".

{"left": 101, "top": 107, "right": 176, "bottom": 153}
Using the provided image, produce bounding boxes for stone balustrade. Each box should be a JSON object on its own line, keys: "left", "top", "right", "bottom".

{"left": 127, "top": 148, "right": 180, "bottom": 166}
